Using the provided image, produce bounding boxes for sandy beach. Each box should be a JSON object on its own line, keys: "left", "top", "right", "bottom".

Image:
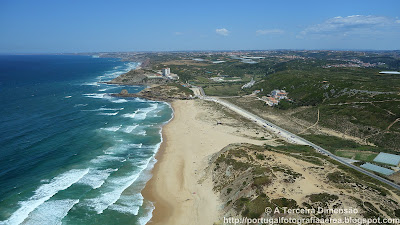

{"left": 142, "top": 100, "right": 270, "bottom": 225}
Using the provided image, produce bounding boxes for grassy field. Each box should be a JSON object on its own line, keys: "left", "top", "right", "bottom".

{"left": 335, "top": 150, "right": 378, "bottom": 162}
{"left": 202, "top": 84, "right": 244, "bottom": 96}
{"left": 300, "top": 134, "right": 397, "bottom": 154}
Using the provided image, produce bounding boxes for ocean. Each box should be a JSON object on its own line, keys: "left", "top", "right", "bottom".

{"left": 0, "top": 55, "right": 173, "bottom": 225}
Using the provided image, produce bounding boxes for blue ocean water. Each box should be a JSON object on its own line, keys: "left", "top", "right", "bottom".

{"left": 0, "top": 55, "right": 173, "bottom": 225}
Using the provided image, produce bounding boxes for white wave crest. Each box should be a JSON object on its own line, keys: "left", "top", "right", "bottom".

{"left": 121, "top": 109, "right": 139, "bottom": 119}
{"left": 83, "top": 93, "right": 107, "bottom": 99}
{"left": 21, "top": 199, "right": 79, "bottom": 225}
{"left": 135, "top": 130, "right": 146, "bottom": 136}
{"left": 103, "top": 143, "right": 143, "bottom": 155}
{"left": 3, "top": 169, "right": 89, "bottom": 225}
{"left": 138, "top": 201, "right": 155, "bottom": 225}
{"left": 97, "top": 112, "right": 119, "bottom": 116}
{"left": 129, "top": 143, "right": 143, "bottom": 148}
{"left": 84, "top": 158, "right": 151, "bottom": 214}
{"left": 108, "top": 194, "right": 142, "bottom": 215}
{"left": 123, "top": 125, "right": 139, "bottom": 133}
{"left": 124, "top": 103, "right": 159, "bottom": 121}
{"left": 77, "top": 168, "right": 118, "bottom": 189}
{"left": 81, "top": 82, "right": 99, "bottom": 86}
{"left": 100, "top": 125, "right": 122, "bottom": 132}
{"left": 112, "top": 99, "right": 128, "bottom": 103}
{"left": 98, "top": 107, "right": 124, "bottom": 111}
{"left": 90, "top": 155, "right": 126, "bottom": 164}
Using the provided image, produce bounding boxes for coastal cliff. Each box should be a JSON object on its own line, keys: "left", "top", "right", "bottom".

{"left": 112, "top": 84, "right": 193, "bottom": 102}
{"left": 107, "top": 69, "right": 170, "bottom": 85}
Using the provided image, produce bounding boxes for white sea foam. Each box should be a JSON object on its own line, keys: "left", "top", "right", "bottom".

{"left": 97, "top": 112, "right": 119, "bottom": 116}
{"left": 138, "top": 201, "right": 155, "bottom": 225}
{"left": 3, "top": 169, "right": 89, "bottom": 225}
{"left": 83, "top": 93, "right": 133, "bottom": 104}
{"left": 99, "top": 107, "right": 124, "bottom": 111}
{"left": 129, "top": 143, "right": 143, "bottom": 148}
{"left": 98, "top": 85, "right": 119, "bottom": 92}
{"left": 90, "top": 155, "right": 126, "bottom": 164}
{"left": 82, "top": 82, "right": 99, "bottom": 86}
{"left": 21, "top": 199, "right": 79, "bottom": 225}
{"left": 121, "top": 109, "right": 139, "bottom": 119}
{"left": 85, "top": 158, "right": 151, "bottom": 214}
{"left": 135, "top": 130, "right": 146, "bottom": 136}
{"left": 108, "top": 194, "right": 142, "bottom": 215}
{"left": 132, "top": 103, "right": 159, "bottom": 120}
{"left": 112, "top": 99, "right": 128, "bottom": 103}
{"left": 64, "top": 96, "right": 72, "bottom": 99}
{"left": 103, "top": 143, "right": 142, "bottom": 155}
{"left": 123, "top": 125, "right": 138, "bottom": 133}
{"left": 100, "top": 125, "right": 122, "bottom": 132}
{"left": 133, "top": 112, "right": 147, "bottom": 120}
{"left": 103, "top": 145, "right": 129, "bottom": 155}
{"left": 83, "top": 93, "right": 107, "bottom": 99}
{"left": 96, "top": 62, "right": 138, "bottom": 81}
{"left": 83, "top": 107, "right": 124, "bottom": 112}
{"left": 140, "top": 143, "right": 161, "bottom": 155}
{"left": 77, "top": 168, "right": 118, "bottom": 189}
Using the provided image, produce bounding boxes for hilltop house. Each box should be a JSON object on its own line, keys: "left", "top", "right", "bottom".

{"left": 271, "top": 89, "right": 288, "bottom": 100}
{"left": 261, "top": 89, "right": 288, "bottom": 107}
{"left": 262, "top": 96, "right": 279, "bottom": 106}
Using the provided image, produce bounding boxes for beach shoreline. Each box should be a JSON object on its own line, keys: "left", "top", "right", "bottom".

{"left": 141, "top": 116, "right": 173, "bottom": 224}
{"left": 141, "top": 100, "right": 270, "bottom": 225}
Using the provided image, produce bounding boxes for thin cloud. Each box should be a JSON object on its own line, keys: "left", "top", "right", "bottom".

{"left": 300, "top": 15, "right": 399, "bottom": 36}
{"left": 256, "top": 29, "right": 284, "bottom": 35}
{"left": 174, "top": 32, "right": 183, "bottom": 35}
{"left": 216, "top": 28, "right": 229, "bottom": 36}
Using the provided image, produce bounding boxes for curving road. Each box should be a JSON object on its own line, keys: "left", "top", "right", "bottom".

{"left": 198, "top": 91, "right": 400, "bottom": 191}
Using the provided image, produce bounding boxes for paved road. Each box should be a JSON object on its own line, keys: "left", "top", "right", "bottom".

{"left": 200, "top": 94, "right": 400, "bottom": 191}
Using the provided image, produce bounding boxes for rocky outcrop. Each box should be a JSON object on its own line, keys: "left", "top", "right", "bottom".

{"left": 111, "top": 85, "right": 193, "bottom": 102}
{"left": 107, "top": 69, "right": 170, "bottom": 85}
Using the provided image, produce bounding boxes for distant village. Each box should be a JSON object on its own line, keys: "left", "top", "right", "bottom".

{"left": 322, "top": 59, "right": 385, "bottom": 68}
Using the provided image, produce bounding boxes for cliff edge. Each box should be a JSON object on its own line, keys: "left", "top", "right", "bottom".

{"left": 112, "top": 84, "right": 194, "bottom": 102}
{"left": 107, "top": 69, "right": 170, "bottom": 85}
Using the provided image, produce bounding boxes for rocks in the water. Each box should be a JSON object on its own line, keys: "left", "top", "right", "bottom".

{"left": 120, "top": 89, "right": 129, "bottom": 95}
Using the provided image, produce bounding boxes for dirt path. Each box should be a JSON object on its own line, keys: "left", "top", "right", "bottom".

{"left": 387, "top": 118, "right": 400, "bottom": 130}
{"left": 299, "top": 108, "right": 320, "bottom": 134}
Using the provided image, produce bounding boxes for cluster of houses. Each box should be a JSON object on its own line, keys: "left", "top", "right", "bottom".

{"left": 260, "top": 89, "right": 289, "bottom": 106}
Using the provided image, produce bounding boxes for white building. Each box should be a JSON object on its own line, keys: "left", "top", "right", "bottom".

{"left": 265, "top": 96, "right": 278, "bottom": 106}
{"left": 162, "top": 68, "right": 171, "bottom": 76}
{"left": 271, "top": 90, "right": 288, "bottom": 100}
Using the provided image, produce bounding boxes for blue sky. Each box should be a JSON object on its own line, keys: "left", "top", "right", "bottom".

{"left": 0, "top": 0, "right": 399, "bottom": 53}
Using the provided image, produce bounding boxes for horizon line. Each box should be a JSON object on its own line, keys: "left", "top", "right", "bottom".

{"left": 1, "top": 48, "right": 400, "bottom": 55}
